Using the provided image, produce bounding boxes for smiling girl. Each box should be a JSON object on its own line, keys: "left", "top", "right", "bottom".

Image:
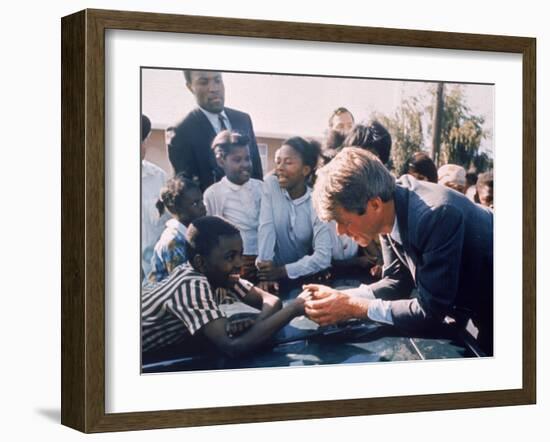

{"left": 148, "top": 175, "right": 207, "bottom": 283}
{"left": 203, "top": 130, "right": 263, "bottom": 282}
{"left": 256, "top": 137, "right": 332, "bottom": 292}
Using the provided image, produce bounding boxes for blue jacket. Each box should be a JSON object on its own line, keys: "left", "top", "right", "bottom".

{"left": 369, "top": 175, "right": 494, "bottom": 333}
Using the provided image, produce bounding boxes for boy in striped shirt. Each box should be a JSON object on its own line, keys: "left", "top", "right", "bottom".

{"left": 142, "top": 216, "right": 309, "bottom": 362}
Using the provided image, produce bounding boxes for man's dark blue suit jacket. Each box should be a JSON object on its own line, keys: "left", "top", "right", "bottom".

{"left": 369, "top": 175, "right": 494, "bottom": 341}
{"left": 168, "top": 107, "right": 263, "bottom": 192}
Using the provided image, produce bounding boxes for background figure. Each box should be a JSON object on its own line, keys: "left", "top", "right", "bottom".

{"left": 320, "top": 129, "right": 346, "bottom": 166}
{"left": 328, "top": 107, "right": 354, "bottom": 136}
{"left": 341, "top": 120, "right": 393, "bottom": 276}
{"left": 438, "top": 164, "right": 467, "bottom": 193}
{"left": 343, "top": 120, "right": 392, "bottom": 166}
{"left": 257, "top": 137, "right": 332, "bottom": 292}
{"left": 204, "top": 130, "right": 263, "bottom": 282}
{"left": 141, "top": 114, "right": 170, "bottom": 281}
{"left": 148, "top": 176, "right": 206, "bottom": 283}
{"left": 465, "top": 171, "right": 479, "bottom": 202}
{"left": 475, "top": 171, "right": 494, "bottom": 209}
{"left": 401, "top": 151, "right": 438, "bottom": 183}
{"left": 168, "top": 70, "right": 263, "bottom": 192}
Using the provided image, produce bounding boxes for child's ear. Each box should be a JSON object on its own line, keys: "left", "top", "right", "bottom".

{"left": 215, "top": 153, "right": 225, "bottom": 169}
{"left": 191, "top": 255, "right": 207, "bottom": 273}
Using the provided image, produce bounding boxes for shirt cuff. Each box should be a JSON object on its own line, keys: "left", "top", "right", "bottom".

{"left": 284, "top": 263, "right": 302, "bottom": 280}
{"left": 366, "top": 299, "right": 394, "bottom": 325}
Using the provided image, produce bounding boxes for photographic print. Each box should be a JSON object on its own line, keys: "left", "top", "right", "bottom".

{"left": 140, "top": 68, "right": 494, "bottom": 374}
{"left": 62, "top": 9, "right": 534, "bottom": 432}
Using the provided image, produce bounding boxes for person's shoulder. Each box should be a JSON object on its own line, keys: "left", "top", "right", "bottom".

{"left": 170, "top": 263, "right": 208, "bottom": 285}
{"left": 398, "top": 174, "right": 454, "bottom": 208}
{"left": 248, "top": 177, "right": 264, "bottom": 189}
{"left": 144, "top": 263, "right": 204, "bottom": 294}
{"left": 262, "top": 174, "right": 280, "bottom": 191}
{"left": 155, "top": 225, "right": 181, "bottom": 250}
{"left": 224, "top": 107, "right": 250, "bottom": 120}
{"left": 203, "top": 180, "right": 224, "bottom": 198}
{"left": 142, "top": 160, "right": 167, "bottom": 179}
{"left": 174, "top": 108, "right": 204, "bottom": 130}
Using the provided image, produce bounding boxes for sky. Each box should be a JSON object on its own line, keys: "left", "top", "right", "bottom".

{"left": 142, "top": 68, "right": 494, "bottom": 153}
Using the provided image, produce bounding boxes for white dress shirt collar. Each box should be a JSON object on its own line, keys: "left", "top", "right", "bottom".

{"left": 389, "top": 214, "right": 402, "bottom": 245}
{"left": 198, "top": 107, "right": 230, "bottom": 133}
{"left": 222, "top": 176, "right": 249, "bottom": 192}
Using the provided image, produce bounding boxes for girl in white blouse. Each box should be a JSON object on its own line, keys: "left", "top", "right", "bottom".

{"left": 203, "top": 130, "right": 263, "bottom": 281}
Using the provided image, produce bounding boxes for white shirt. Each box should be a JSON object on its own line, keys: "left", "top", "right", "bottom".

{"left": 141, "top": 160, "right": 169, "bottom": 277}
{"left": 203, "top": 176, "right": 263, "bottom": 255}
{"left": 257, "top": 175, "right": 332, "bottom": 280}
{"left": 344, "top": 216, "right": 401, "bottom": 325}
{"left": 198, "top": 107, "right": 232, "bottom": 133}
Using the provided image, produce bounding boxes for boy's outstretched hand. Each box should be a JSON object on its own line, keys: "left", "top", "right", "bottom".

{"left": 301, "top": 284, "right": 368, "bottom": 326}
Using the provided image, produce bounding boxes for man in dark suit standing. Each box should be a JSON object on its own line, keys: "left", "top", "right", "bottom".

{"left": 168, "top": 70, "right": 263, "bottom": 192}
{"left": 305, "top": 148, "right": 494, "bottom": 354}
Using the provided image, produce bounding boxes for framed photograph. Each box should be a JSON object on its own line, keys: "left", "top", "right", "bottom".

{"left": 61, "top": 9, "right": 536, "bottom": 433}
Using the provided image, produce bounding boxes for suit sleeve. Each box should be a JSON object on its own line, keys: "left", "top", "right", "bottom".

{"left": 168, "top": 126, "right": 198, "bottom": 179}
{"left": 389, "top": 205, "right": 465, "bottom": 332}
{"left": 369, "top": 234, "right": 415, "bottom": 300}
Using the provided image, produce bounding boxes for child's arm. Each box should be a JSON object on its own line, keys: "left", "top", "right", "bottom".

{"left": 241, "top": 285, "right": 282, "bottom": 321}
{"left": 199, "top": 294, "right": 308, "bottom": 358}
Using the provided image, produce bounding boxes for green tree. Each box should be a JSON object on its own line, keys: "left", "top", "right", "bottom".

{"left": 429, "top": 85, "right": 488, "bottom": 170}
{"left": 374, "top": 94, "right": 424, "bottom": 175}
{"left": 374, "top": 83, "right": 491, "bottom": 175}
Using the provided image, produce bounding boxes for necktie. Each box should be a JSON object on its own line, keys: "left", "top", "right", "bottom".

{"left": 386, "top": 234, "right": 416, "bottom": 283}
{"left": 218, "top": 114, "right": 227, "bottom": 132}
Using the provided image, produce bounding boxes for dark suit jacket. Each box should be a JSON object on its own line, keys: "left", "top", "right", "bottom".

{"left": 168, "top": 107, "right": 263, "bottom": 192}
{"left": 369, "top": 175, "right": 494, "bottom": 340}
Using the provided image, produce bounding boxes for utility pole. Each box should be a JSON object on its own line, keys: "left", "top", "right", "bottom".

{"left": 431, "top": 82, "right": 444, "bottom": 166}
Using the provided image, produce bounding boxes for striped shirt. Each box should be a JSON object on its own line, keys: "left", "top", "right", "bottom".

{"left": 141, "top": 264, "right": 253, "bottom": 353}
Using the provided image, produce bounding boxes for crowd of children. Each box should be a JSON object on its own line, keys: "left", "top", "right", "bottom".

{"left": 140, "top": 108, "right": 494, "bottom": 363}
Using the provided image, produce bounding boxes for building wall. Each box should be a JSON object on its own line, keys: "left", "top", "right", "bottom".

{"left": 144, "top": 129, "right": 289, "bottom": 177}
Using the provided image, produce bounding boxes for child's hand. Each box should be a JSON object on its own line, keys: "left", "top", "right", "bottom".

{"left": 257, "top": 261, "right": 286, "bottom": 281}
{"left": 291, "top": 288, "right": 316, "bottom": 316}
{"left": 258, "top": 280, "right": 279, "bottom": 294}
{"left": 226, "top": 317, "right": 256, "bottom": 338}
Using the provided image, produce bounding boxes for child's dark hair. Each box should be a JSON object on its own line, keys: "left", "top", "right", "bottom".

{"left": 282, "top": 136, "right": 322, "bottom": 175}
{"left": 141, "top": 114, "right": 152, "bottom": 142}
{"left": 185, "top": 216, "right": 241, "bottom": 260}
{"left": 343, "top": 121, "right": 392, "bottom": 165}
{"left": 466, "top": 171, "right": 478, "bottom": 187}
{"left": 211, "top": 130, "right": 250, "bottom": 158}
{"left": 403, "top": 151, "right": 438, "bottom": 183}
{"left": 156, "top": 174, "right": 199, "bottom": 217}
{"left": 320, "top": 130, "right": 346, "bottom": 166}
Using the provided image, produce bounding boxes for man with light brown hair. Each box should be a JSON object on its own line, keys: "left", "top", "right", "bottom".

{"left": 305, "top": 148, "right": 494, "bottom": 354}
